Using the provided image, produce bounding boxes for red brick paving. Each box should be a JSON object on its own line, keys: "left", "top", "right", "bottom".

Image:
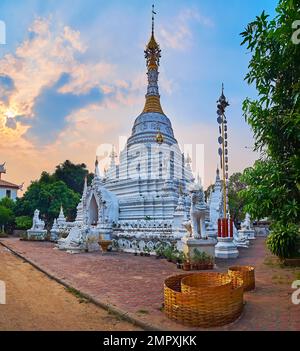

{"left": 0, "top": 237, "right": 299, "bottom": 330}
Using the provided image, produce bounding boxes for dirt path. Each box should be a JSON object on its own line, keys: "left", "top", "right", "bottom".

{"left": 0, "top": 246, "right": 140, "bottom": 331}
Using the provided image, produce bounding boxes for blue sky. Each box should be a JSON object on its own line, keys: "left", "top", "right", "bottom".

{"left": 0, "top": 0, "right": 278, "bottom": 188}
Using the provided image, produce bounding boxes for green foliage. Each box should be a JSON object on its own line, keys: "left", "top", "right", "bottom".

{"left": 13, "top": 160, "right": 93, "bottom": 226}
{"left": 161, "top": 245, "right": 182, "bottom": 261}
{"left": 227, "top": 172, "right": 247, "bottom": 223}
{"left": 240, "top": 160, "right": 299, "bottom": 224}
{"left": 15, "top": 180, "right": 80, "bottom": 224}
{"left": 193, "top": 249, "right": 213, "bottom": 264}
{"left": 177, "top": 251, "right": 186, "bottom": 264}
{"left": 155, "top": 244, "right": 164, "bottom": 257}
{"left": 0, "top": 205, "right": 14, "bottom": 229}
{"left": 0, "top": 197, "right": 16, "bottom": 211}
{"left": 163, "top": 246, "right": 174, "bottom": 260}
{"left": 15, "top": 216, "right": 32, "bottom": 230}
{"left": 240, "top": 0, "right": 300, "bottom": 257}
{"left": 54, "top": 160, "right": 93, "bottom": 194}
{"left": 0, "top": 197, "right": 16, "bottom": 233}
{"left": 39, "top": 171, "right": 56, "bottom": 184}
{"left": 171, "top": 248, "right": 180, "bottom": 261}
{"left": 267, "top": 223, "right": 299, "bottom": 259}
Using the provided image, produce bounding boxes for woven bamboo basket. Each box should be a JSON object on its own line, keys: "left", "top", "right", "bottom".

{"left": 181, "top": 272, "right": 232, "bottom": 295}
{"left": 228, "top": 266, "right": 255, "bottom": 291}
{"left": 164, "top": 272, "right": 244, "bottom": 328}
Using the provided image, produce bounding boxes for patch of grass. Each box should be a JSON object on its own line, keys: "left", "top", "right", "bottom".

{"left": 0, "top": 232, "right": 8, "bottom": 238}
{"left": 271, "top": 274, "right": 291, "bottom": 285}
{"left": 264, "top": 255, "right": 290, "bottom": 269}
{"left": 294, "top": 271, "right": 300, "bottom": 280}
{"left": 106, "top": 309, "right": 123, "bottom": 321}
{"left": 264, "top": 256, "right": 281, "bottom": 268}
{"left": 65, "top": 287, "right": 89, "bottom": 304}
{"left": 137, "top": 309, "right": 149, "bottom": 315}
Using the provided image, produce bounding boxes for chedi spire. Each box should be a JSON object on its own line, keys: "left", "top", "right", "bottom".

{"left": 142, "top": 4, "right": 164, "bottom": 115}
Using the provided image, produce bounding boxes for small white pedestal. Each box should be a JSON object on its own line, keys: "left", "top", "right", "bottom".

{"left": 26, "top": 230, "right": 47, "bottom": 241}
{"left": 181, "top": 236, "right": 217, "bottom": 262}
{"left": 50, "top": 229, "right": 59, "bottom": 242}
{"left": 215, "top": 237, "right": 239, "bottom": 259}
{"left": 239, "top": 229, "right": 255, "bottom": 240}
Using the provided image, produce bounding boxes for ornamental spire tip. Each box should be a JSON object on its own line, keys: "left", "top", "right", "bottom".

{"left": 142, "top": 4, "right": 164, "bottom": 115}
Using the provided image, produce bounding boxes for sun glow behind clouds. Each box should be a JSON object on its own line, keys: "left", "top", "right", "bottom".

{"left": 0, "top": 1, "right": 262, "bottom": 191}
{"left": 4, "top": 109, "right": 16, "bottom": 119}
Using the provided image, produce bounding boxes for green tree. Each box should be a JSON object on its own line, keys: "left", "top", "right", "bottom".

{"left": 0, "top": 205, "right": 14, "bottom": 232}
{"left": 240, "top": 0, "right": 300, "bottom": 258}
{"left": 40, "top": 171, "right": 56, "bottom": 184}
{"left": 0, "top": 197, "right": 16, "bottom": 211}
{"left": 14, "top": 160, "right": 93, "bottom": 226}
{"left": 228, "top": 172, "right": 247, "bottom": 224}
{"left": 15, "top": 180, "right": 80, "bottom": 225}
{"left": 54, "top": 160, "right": 93, "bottom": 194}
{"left": 15, "top": 216, "right": 32, "bottom": 230}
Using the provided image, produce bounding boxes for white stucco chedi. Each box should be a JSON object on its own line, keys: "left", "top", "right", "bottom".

{"left": 51, "top": 20, "right": 243, "bottom": 258}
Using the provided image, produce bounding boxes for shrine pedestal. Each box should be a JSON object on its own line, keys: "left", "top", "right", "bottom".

{"left": 215, "top": 237, "right": 239, "bottom": 259}
{"left": 239, "top": 229, "right": 256, "bottom": 240}
{"left": 181, "top": 236, "right": 217, "bottom": 263}
{"left": 26, "top": 229, "right": 47, "bottom": 241}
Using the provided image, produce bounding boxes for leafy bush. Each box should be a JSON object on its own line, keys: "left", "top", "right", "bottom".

{"left": 0, "top": 205, "right": 14, "bottom": 228}
{"left": 163, "top": 246, "right": 173, "bottom": 260}
{"left": 15, "top": 216, "right": 32, "bottom": 230}
{"left": 177, "top": 251, "right": 186, "bottom": 264}
{"left": 266, "top": 223, "right": 299, "bottom": 260}
{"left": 155, "top": 244, "right": 164, "bottom": 257}
{"left": 193, "top": 249, "right": 214, "bottom": 264}
{"left": 0, "top": 197, "right": 16, "bottom": 211}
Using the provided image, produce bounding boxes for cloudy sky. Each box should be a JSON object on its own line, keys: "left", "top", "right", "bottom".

{"left": 0, "top": 0, "right": 277, "bottom": 191}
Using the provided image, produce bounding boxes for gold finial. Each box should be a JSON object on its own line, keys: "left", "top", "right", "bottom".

{"left": 142, "top": 5, "right": 164, "bottom": 115}
{"left": 145, "top": 4, "right": 160, "bottom": 69}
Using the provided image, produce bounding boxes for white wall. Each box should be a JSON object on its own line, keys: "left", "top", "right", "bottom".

{"left": 0, "top": 188, "right": 18, "bottom": 201}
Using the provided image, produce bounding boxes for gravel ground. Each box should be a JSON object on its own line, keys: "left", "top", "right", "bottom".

{"left": 0, "top": 246, "right": 140, "bottom": 331}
